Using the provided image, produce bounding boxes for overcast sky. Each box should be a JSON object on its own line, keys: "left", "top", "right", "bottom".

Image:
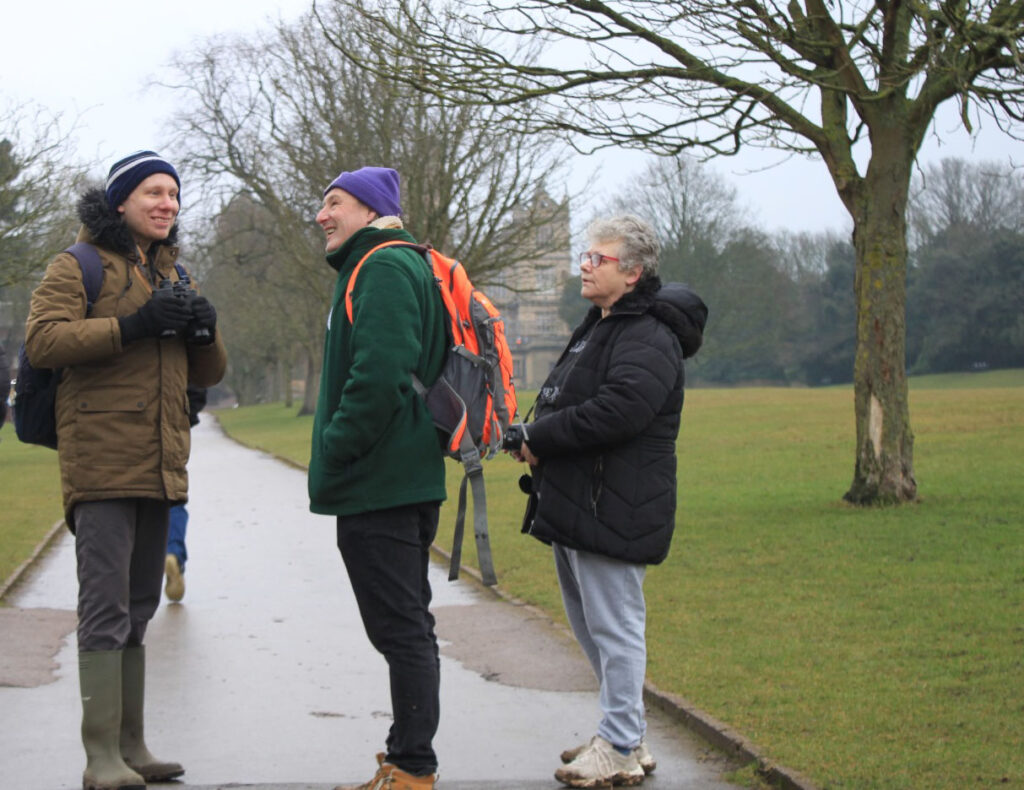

{"left": 2, "top": 1, "right": 1018, "bottom": 236}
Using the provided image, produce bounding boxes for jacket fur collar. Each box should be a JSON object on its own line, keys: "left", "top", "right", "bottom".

{"left": 76, "top": 187, "right": 179, "bottom": 259}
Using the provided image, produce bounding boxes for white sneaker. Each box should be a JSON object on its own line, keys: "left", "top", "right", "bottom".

{"left": 555, "top": 735, "right": 645, "bottom": 787}
{"left": 560, "top": 735, "right": 599, "bottom": 765}
{"left": 632, "top": 741, "right": 656, "bottom": 774}
{"left": 562, "top": 736, "right": 656, "bottom": 775}
{"left": 164, "top": 554, "right": 185, "bottom": 602}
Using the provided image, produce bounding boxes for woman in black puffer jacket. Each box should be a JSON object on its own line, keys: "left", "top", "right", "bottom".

{"left": 513, "top": 215, "right": 707, "bottom": 789}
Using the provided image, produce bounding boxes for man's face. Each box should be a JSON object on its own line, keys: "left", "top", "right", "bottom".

{"left": 117, "top": 173, "right": 179, "bottom": 247}
{"left": 316, "top": 189, "right": 376, "bottom": 253}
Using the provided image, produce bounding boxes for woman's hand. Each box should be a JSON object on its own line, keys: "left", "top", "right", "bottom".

{"left": 519, "top": 441, "right": 539, "bottom": 466}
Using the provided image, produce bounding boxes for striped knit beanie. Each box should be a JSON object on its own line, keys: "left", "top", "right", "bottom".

{"left": 105, "top": 151, "right": 181, "bottom": 210}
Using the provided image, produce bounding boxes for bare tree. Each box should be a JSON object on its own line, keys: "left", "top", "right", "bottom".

{"left": 909, "top": 157, "right": 1024, "bottom": 245}
{"left": 0, "top": 102, "right": 88, "bottom": 289}
{"left": 327, "top": 0, "right": 1024, "bottom": 504}
{"left": 198, "top": 195, "right": 312, "bottom": 406}
{"left": 604, "top": 156, "right": 743, "bottom": 262}
{"left": 161, "top": 6, "right": 568, "bottom": 413}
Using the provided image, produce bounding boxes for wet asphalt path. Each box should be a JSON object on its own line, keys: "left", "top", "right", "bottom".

{"left": 0, "top": 414, "right": 741, "bottom": 790}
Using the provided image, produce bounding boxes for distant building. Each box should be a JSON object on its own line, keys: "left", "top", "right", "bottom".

{"left": 490, "top": 192, "right": 573, "bottom": 391}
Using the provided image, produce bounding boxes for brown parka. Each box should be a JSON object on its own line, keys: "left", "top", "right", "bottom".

{"left": 23, "top": 188, "right": 227, "bottom": 531}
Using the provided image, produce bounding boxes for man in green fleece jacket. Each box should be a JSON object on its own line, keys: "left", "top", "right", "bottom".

{"left": 308, "top": 166, "right": 447, "bottom": 790}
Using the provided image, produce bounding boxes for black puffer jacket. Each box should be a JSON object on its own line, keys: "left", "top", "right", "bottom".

{"left": 523, "top": 277, "right": 707, "bottom": 564}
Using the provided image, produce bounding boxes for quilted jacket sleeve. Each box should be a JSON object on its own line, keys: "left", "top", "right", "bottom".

{"left": 526, "top": 316, "right": 681, "bottom": 459}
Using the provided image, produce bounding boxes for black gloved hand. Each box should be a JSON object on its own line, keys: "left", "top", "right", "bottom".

{"left": 119, "top": 288, "right": 192, "bottom": 345}
{"left": 186, "top": 295, "right": 217, "bottom": 345}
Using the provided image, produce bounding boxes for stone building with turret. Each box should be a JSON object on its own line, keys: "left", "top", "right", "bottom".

{"left": 489, "top": 192, "right": 573, "bottom": 391}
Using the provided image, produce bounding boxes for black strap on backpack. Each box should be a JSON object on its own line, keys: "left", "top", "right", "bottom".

{"left": 446, "top": 446, "right": 498, "bottom": 586}
{"left": 67, "top": 243, "right": 105, "bottom": 312}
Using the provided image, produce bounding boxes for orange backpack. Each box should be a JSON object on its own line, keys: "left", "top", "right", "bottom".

{"left": 345, "top": 240, "right": 518, "bottom": 585}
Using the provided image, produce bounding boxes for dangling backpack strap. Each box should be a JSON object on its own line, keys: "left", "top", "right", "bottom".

{"left": 449, "top": 445, "right": 498, "bottom": 586}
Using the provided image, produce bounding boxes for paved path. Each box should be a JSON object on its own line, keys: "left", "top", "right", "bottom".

{"left": 1, "top": 415, "right": 741, "bottom": 790}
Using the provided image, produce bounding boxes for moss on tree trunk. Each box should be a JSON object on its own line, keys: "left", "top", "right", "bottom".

{"left": 845, "top": 149, "right": 918, "bottom": 504}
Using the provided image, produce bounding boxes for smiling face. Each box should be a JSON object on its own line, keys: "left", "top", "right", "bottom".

{"left": 117, "top": 173, "right": 179, "bottom": 248}
{"left": 579, "top": 238, "right": 641, "bottom": 314}
{"left": 316, "top": 188, "right": 377, "bottom": 253}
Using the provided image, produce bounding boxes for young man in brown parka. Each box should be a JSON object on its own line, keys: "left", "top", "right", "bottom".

{"left": 24, "top": 151, "right": 227, "bottom": 790}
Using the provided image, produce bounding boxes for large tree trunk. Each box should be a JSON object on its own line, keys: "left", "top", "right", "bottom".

{"left": 844, "top": 147, "right": 918, "bottom": 504}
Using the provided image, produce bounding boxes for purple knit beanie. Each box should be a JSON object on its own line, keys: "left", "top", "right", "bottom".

{"left": 323, "top": 166, "right": 402, "bottom": 217}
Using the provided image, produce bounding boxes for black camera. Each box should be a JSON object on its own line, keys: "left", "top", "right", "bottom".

{"left": 502, "top": 423, "right": 526, "bottom": 452}
{"left": 157, "top": 276, "right": 211, "bottom": 344}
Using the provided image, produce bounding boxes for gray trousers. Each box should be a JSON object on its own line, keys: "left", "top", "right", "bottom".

{"left": 75, "top": 499, "right": 170, "bottom": 651}
{"left": 554, "top": 543, "right": 648, "bottom": 750}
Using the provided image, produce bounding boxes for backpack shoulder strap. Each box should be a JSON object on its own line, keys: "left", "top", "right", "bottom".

{"left": 343, "top": 240, "right": 428, "bottom": 323}
{"left": 63, "top": 242, "right": 105, "bottom": 316}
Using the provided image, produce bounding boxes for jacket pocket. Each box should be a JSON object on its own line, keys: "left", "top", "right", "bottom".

{"left": 74, "top": 386, "right": 151, "bottom": 466}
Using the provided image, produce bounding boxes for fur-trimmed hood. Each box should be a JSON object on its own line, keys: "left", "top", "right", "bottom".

{"left": 76, "top": 187, "right": 179, "bottom": 258}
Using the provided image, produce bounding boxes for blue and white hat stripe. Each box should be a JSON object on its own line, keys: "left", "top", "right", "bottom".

{"left": 104, "top": 150, "right": 181, "bottom": 209}
{"left": 105, "top": 153, "right": 171, "bottom": 190}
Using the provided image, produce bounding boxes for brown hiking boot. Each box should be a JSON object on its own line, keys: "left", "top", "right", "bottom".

{"left": 334, "top": 753, "right": 436, "bottom": 790}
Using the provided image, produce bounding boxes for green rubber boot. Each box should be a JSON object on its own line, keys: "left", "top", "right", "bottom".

{"left": 120, "top": 646, "right": 184, "bottom": 782}
{"left": 79, "top": 650, "right": 145, "bottom": 790}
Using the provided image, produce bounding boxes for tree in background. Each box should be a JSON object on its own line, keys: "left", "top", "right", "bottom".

{"left": 332, "top": 0, "right": 1024, "bottom": 504}
{"left": 198, "top": 196, "right": 309, "bottom": 406}
{"left": 0, "top": 105, "right": 86, "bottom": 288}
{"left": 907, "top": 159, "right": 1024, "bottom": 374}
{"left": 785, "top": 233, "right": 858, "bottom": 386}
{"left": 163, "top": 5, "right": 567, "bottom": 409}
{"left": 908, "top": 157, "right": 1024, "bottom": 246}
{"left": 598, "top": 156, "right": 797, "bottom": 383}
{"left": 0, "top": 102, "right": 88, "bottom": 353}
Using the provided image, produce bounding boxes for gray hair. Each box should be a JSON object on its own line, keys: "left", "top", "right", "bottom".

{"left": 587, "top": 214, "right": 660, "bottom": 278}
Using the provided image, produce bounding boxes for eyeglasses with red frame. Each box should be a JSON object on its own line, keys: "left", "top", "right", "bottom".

{"left": 579, "top": 251, "right": 620, "bottom": 269}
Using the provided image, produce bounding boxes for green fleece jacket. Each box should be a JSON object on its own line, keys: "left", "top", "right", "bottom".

{"left": 308, "top": 226, "right": 447, "bottom": 516}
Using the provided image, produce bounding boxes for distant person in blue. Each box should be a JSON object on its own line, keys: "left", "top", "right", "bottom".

{"left": 164, "top": 386, "right": 207, "bottom": 602}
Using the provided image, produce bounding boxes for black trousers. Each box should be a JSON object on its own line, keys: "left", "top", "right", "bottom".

{"left": 337, "top": 502, "right": 441, "bottom": 777}
{"left": 75, "top": 498, "right": 170, "bottom": 651}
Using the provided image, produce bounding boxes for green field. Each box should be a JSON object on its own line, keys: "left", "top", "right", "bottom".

{"left": 3, "top": 370, "right": 1022, "bottom": 788}
{"left": 0, "top": 437, "right": 64, "bottom": 590}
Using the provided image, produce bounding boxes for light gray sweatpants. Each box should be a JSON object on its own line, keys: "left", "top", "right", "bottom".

{"left": 553, "top": 542, "right": 647, "bottom": 749}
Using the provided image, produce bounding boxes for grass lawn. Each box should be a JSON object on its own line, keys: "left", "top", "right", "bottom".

{"left": 3, "top": 369, "right": 1021, "bottom": 788}
{"left": 213, "top": 370, "right": 1024, "bottom": 790}
{"left": 0, "top": 436, "right": 64, "bottom": 593}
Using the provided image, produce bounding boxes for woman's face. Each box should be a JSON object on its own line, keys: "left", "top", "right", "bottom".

{"left": 580, "top": 238, "right": 640, "bottom": 312}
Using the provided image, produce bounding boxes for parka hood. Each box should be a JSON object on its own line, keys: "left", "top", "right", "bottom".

{"left": 76, "top": 187, "right": 179, "bottom": 258}
{"left": 608, "top": 276, "right": 708, "bottom": 359}
{"left": 651, "top": 282, "right": 708, "bottom": 359}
